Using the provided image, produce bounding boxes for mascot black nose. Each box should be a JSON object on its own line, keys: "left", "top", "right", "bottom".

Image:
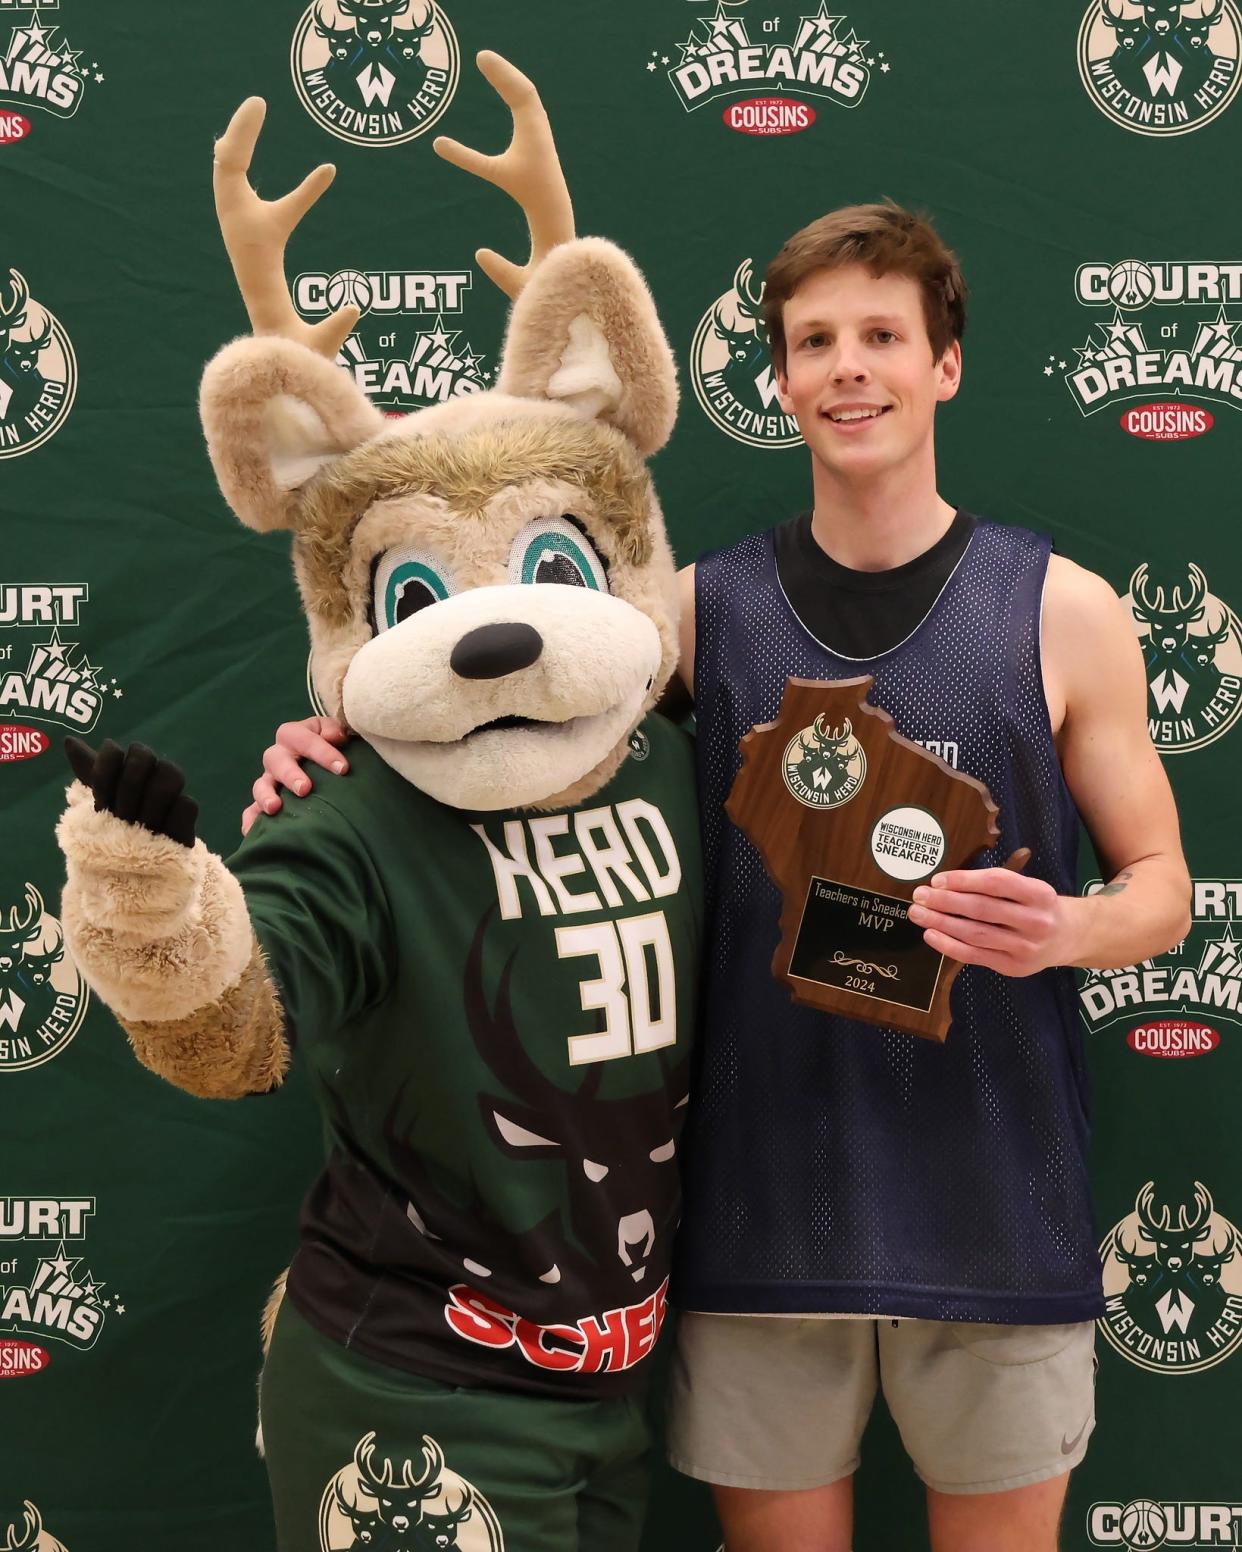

{"left": 450, "top": 621, "right": 544, "bottom": 680}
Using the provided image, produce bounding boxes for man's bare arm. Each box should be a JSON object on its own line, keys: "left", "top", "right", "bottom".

{"left": 908, "top": 556, "right": 1190, "bottom": 974}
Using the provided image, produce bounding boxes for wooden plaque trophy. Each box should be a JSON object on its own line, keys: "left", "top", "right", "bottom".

{"left": 726, "top": 676, "right": 1003, "bottom": 1042}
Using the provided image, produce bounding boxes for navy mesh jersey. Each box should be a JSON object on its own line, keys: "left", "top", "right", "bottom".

{"left": 673, "top": 520, "right": 1105, "bottom": 1324}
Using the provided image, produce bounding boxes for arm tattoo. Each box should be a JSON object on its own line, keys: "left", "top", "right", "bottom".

{"left": 1098, "top": 870, "right": 1134, "bottom": 897}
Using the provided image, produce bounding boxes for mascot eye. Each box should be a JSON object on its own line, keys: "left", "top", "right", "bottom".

{"left": 373, "top": 548, "right": 452, "bottom": 633}
{"left": 510, "top": 516, "right": 609, "bottom": 593}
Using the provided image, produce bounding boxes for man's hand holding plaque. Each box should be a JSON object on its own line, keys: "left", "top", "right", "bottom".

{"left": 726, "top": 676, "right": 1011, "bottom": 1041}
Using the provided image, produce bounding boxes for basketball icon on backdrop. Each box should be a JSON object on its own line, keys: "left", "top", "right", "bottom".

{"left": 0, "top": 268, "right": 76, "bottom": 459}
{"left": 291, "top": 0, "right": 460, "bottom": 147}
{"left": 1107, "top": 259, "right": 1157, "bottom": 307}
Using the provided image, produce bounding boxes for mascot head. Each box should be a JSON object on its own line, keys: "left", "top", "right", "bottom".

{"left": 199, "top": 54, "right": 679, "bottom": 812}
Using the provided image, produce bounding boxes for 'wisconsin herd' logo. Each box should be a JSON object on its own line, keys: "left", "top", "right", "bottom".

{"left": 783, "top": 714, "right": 866, "bottom": 808}
{"left": 1078, "top": 0, "right": 1242, "bottom": 135}
{"left": 292, "top": 0, "right": 459, "bottom": 147}
{"left": 1079, "top": 878, "right": 1242, "bottom": 1041}
{"left": 0, "top": 4, "right": 102, "bottom": 129}
{"left": 691, "top": 259, "right": 801, "bottom": 448}
{"left": 1048, "top": 258, "right": 1242, "bottom": 423}
{"left": 294, "top": 267, "right": 490, "bottom": 414}
{"left": 1122, "top": 561, "right": 1242, "bottom": 752}
{"left": 320, "top": 1432, "right": 503, "bottom": 1551}
{"left": 1099, "top": 1179, "right": 1242, "bottom": 1374}
{"left": 650, "top": 1, "right": 887, "bottom": 119}
{"left": 0, "top": 268, "right": 74, "bottom": 457}
{"left": 0, "top": 1502, "right": 68, "bottom": 1552}
{"left": 0, "top": 883, "right": 87, "bottom": 1073}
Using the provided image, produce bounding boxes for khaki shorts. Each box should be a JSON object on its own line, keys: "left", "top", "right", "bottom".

{"left": 667, "top": 1313, "right": 1096, "bottom": 1496}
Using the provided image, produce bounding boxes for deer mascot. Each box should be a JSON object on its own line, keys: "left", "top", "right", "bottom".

{"left": 56, "top": 55, "right": 699, "bottom": 1552}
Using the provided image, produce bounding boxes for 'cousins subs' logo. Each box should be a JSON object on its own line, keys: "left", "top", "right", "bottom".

{"left": 1047, "top": 258, "right": 1242, "bottom": 427}
{"left": 649, "top": 1, "right": 889, "bottom": 132}
{"left": 292, "top": 0, "right": 459, "bottom": 147}
{"left": 1079, "top": 878, "right": 1242, "bottom": 1046}
{"left": 1099, "top": 1179, "right": 1242, "bottom": 1374}
{"left": 1078, "top": 0, "right": 1241, "bottom": 135}
{"left": 294, "top": 268, "right": 490, "bottom": 414}
{"left": 691, "top": 259, "right": 801, "bottom": 448}
{"left": 0, "top": 267, "right": 74, "bottom": 456}
{"left": 1122, "top": 561, "right": 1242, "bottom": 752}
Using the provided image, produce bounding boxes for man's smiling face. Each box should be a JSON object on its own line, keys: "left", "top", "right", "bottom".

{"left": 775, "top": 264, "right": 961, "bottom": 484}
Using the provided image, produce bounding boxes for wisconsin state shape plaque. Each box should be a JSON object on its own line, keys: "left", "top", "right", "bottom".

{"left": 725, "top": 676, "right": 1001, "bottom": 1041}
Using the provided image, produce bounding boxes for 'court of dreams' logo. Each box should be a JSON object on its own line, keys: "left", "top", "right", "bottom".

{"left": 0, "top": 1197, "right": 125, "bottom": 1358}
{"left": 1046, "top": 258, "right": 1242, "bottom": 426}
{"left": 0, "top": 4, "right": 103, "bottom": 133}
{"left": 1099, "top": 1179, "right": 1242, "bottom": 1374}
{"left": 1088, "top": 1496, "right": 1242, "bottom": 1548}
{"left": 0, "top": 1501, "right": 68, "bottom": 1552}
{"left": 1078, "top": 0, "right": 1241, "bottom": 135}
{"left": 783, "top": 714, "right": 866, "bottom": 808}
{"left": 649, "top": 1, "right": 888, "bottom": 120}
{"left": 1122, "top": 561, "right": 1242, "bottom": 752}
{"left": 320, "top": 1432, "right": 503, "bottom": 1551}
{"left": 691, "top": 259, "right": 801, "bottom": 448}
{"left": 295, "top": 267, "right": 490, "bottom": 414}
{"left": 0, "top": 268, "right": 74, "bottom": 457}
{"left": 292, "top": 0, "right": 459, "bottom": 147}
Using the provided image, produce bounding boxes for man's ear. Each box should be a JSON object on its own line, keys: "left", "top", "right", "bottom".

{"left": 198, "top": 336, "right": 386, "bottom": 533}
{"left": 935, "top": 339, "right": 963, "bottom": 404}
{"left": 497, "top": 237, "right": 678, "bottom": 456}
{"left": 774, "top": 362, "right": 794, "bottom": 417}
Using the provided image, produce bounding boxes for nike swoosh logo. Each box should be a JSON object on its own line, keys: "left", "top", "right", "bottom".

{"left": 1061, "top": 1417, "right": 1091, "bottom": 1455}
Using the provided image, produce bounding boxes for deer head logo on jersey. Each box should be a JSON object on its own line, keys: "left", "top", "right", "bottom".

{"left": 200, "top": 52, "right": 679, "bottom": 813}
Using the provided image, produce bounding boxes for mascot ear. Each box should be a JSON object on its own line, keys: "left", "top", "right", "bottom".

{"left": 200, "top": 96, "right": 385, "bottom": 533}
{"left": 497, "top": 238, "right": 678, "bottom": 457}
{"left": 199, "top": 338, "right": 384, "bottom": 533}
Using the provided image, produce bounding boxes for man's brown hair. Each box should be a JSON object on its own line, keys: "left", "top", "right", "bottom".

{"left": 762, "top": 201, "right": 968, "bottom": 373}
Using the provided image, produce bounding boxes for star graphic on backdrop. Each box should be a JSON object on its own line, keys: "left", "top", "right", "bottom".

{"left": 19, "top": 19, "right": 53, "bottom": 49}
{"left": 660, "top": 55, "right": 670, "bottom": 64}
{"left": 880, "top": 61, "right": 891, "bottom": 72}
{"left": 94, "top": 71, "right": 105, "bottom": 83}
{"left": 49, "top": 1247, "right": 73, "bottom": 1278}
{"left": 113, "top": 687, "right": 124, "bottom": 698}
{"left": 1043, "top": 365, "right": 1054, "bottom": 376}
{"left": 60, "top": 46, "right": 83, "bottom": 71}
{"left": 646, "top": 60, "right": 656, "bottom": 71}
{"left": 42, "top": 629, "right": 68, "bottom": 666}
{"left": 1057, "top": 360, "right": 1067, "bottom": 369}
{"left": 426, "top": 326, "right": 451, "bottom": 351}
{"left": 114, "top": 1301, "right": 126, "bottom": 1315}
{"left": 1197, "top": 923, "right": 1242, "bottom": 979}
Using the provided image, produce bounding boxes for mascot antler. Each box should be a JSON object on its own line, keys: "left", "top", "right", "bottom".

{"left": 433, "top": 50, "right": 576, "bottom": 298}
{"left": 212, "top": 98, "right": 358, "bottom": 357}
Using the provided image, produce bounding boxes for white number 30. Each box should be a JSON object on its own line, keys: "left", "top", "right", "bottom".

{"left": 556, "top": 912, "right": 676, "bottom": 1065}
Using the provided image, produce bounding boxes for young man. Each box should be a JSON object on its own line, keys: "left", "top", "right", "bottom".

{"left": 247, "top": 204, "right": 1190, "bottom": 1552}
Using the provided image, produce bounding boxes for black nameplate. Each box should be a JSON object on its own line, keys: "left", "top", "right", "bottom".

{"left": 788, "top": 874, "right": 944, "bottom": 1015}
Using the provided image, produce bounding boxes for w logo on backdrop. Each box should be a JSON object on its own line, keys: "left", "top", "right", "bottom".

{"left": 1078, "top": 0, "right": 1242, "bottom": 135}
{"left": 0, "top": 267, "right": 75, "bottom": 458}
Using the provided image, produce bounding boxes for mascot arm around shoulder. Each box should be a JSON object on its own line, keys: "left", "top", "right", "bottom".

{"left": 55, "top": 54, "right": 685, "bottom": 1108}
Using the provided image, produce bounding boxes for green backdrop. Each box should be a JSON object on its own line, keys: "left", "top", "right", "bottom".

{"left": 4, "top": 2, "right": 1241, "bottom": 1548}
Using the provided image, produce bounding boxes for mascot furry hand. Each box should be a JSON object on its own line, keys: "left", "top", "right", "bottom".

{"left": 56, "top": 52, "right": 700, "bottom": 1511}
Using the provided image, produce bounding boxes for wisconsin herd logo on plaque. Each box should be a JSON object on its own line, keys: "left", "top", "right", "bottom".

{"left": 728, "top": 676, "right": 1002, "bottom": 1041}
{"left": 782, "top": 714, "right": 866, "bottom": 808}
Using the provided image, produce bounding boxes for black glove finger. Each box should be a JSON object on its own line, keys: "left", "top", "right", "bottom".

{"left": 112, "top": 743, "right": 157, "bottom": 824}
{"left": 64, "top": 735, "right": 98, "bottom": 787}
{"left": 137, "top": 757, "right": 188, "bottom": 836}
{"left": 164, "top": 794, "right": 199, "bottom": 849}
{"left": 92, "top": 739, "right": 125, "bottom": 812}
